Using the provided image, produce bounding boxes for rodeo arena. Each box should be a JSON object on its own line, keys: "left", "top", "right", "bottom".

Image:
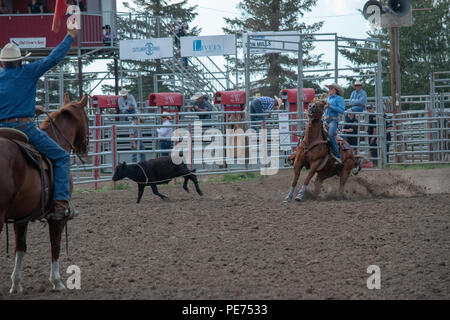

{"left": 0, "top": 0, "right": 449, "bottom": 304}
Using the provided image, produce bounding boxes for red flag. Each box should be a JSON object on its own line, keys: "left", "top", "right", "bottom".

{"left": 52, "top": 0, "right": 68, "bottom": 33}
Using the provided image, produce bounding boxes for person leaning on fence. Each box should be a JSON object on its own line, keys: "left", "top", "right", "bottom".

{"left": 249, "top": 96, "right": 282, "bottom": 122}
{"left": 157, "top": 112, "right": 174, "bottom": 157}
{"left": 348, "top": 80, "right": 367, "bottom": 113}
{"left": 191, "top": 92, "right": 213, "bottom": 120}
{"left": 323, "top": 83, "right": 345, "bottom": 165}
{"left": 0, "top": 0, "right": 9, "bottom": 14}
{"left": 118, "top": 89, "right": 137, "bottom": 120}
{"left": 366, "top": 104, "right": 378, "bottom": 166}
{"left": 102, "top": 25, "right": 117, "bottom": 46}
{"left": 129, "top": 116, "right": 146, "bottom": 163}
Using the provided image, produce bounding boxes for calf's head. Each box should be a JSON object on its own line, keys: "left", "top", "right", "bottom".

{"left": 112, "top": 162, "right": 128, "bottom": 181}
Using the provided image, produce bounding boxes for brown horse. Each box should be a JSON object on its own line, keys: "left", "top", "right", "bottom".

{"left": 284, "top": 99, "right": 361, "bottom": 202}
{"left": 0, "top": 93, "right": 89, "bottom": 293}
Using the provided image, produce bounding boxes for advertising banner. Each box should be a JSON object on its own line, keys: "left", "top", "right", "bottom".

{"left": 119, "top": 38, "right": 173, "bottom": 60}
{"left": 10, "top": 37, "right": 46, "bottom": 49}
{"left": 180, "top": 35, "right": 236, "bottom": 57}
{"left": 243, "top": 31, "right": 300, "bottom": 54}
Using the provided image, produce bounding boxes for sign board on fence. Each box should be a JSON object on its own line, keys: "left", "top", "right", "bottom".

{"left": 10, "top": 37, "right": 46, "bottom": 49}
{"left": 180, "top": 35, "right": 236, "bottom": 57}
{"left": 279, "top": 113, "right": 291, "bottom": 151}
{"left": 243, "top": 31, "right": 300, "bottom": 54}
{"left": 119, "top": 38, "right": 173, "bottom": 61}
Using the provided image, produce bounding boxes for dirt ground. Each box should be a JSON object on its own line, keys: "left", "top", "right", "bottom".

{"left": 1, "top": 168, "right": 449, "bottom": 300}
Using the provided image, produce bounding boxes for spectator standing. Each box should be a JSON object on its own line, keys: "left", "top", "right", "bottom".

{"left": 28, "top": 0, "right": 44, "bottom": 13}
{"left": 249, "top": 96, "right": 282, "bottom": 122}
{"left": 366, "top": 104, "right": 378, "bottom": 166}
{"left": 348, "top": 80, "right": 367, "bottom": 112}
{"left": 129, "top": 116, "right": 145, "bottom": 163}
{"left": 385, "top": 112, "right": 393, "bottom": 163}
{"left": 118, "top": 89, "right": 137, "bottom": 121}
{"left": 102, "top": 25, "right": 117, "bottom": 46}
{"left": 342, "top": 112, "right": 359, "bottom": 147}
{"left": 0, "top": 0, "right": 9, "bottom": 14}
{"left": 157, "top": 112, "right": 174, "bottom": 157}
{"left": 175, "top": 23, "right": 188, "bottom": 67}
{"left": 191, "top": 92, "right": 213, "bottom": 120}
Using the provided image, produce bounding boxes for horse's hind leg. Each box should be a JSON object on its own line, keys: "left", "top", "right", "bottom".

{"left": 48, "top": 220, "right": 66, "bottom": 291}
{"left": 10, "top": 222, "right": 29, "bottom": 294}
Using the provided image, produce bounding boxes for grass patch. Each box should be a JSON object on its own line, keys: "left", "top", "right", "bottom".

{"left": 73, "top": 182, "right": 131, "bottom": 194}
{"left": 201, "top": 172, "right": 263, "bottom": 184}
{"left": 387, "top": 163, "right": 450, "bottom": 170}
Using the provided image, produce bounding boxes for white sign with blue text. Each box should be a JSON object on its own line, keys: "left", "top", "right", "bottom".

{"left": 119, "top": 38, "right": 173, "bottom": 61}
{"left": 180, "top": 35, "right": 236, "bottom": 57}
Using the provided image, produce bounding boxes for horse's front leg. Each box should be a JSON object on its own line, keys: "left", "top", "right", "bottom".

{"left": 295, "top": 160, "right": 321, "bottom": 201}
{"left": 284, "top": 157, "right": 304, "bottom": 203}
{"left": 48, "top": 219, "right": 67, "bottom": 291}
{"left": 10, "top": 222, "right": 29, "bottom": 294}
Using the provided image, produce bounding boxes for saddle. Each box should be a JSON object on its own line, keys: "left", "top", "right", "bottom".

{"left": 0, "top": 128, "right": 54, "bottom": 223}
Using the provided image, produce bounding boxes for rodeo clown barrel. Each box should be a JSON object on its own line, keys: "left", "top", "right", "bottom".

{"left": 149, "top": 92, "right": 183, "bottom": 124}
{"left": 280, "top": 88, "right": 316, "bottom": 148}
{"left": 214, "top": 90, "right": 246, "bottom": 122}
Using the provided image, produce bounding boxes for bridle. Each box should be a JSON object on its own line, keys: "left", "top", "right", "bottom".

{"left": 44, "top": 110, "right": 88, "bottom": 165}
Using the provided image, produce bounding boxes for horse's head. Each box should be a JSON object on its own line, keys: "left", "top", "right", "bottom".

{"left": 307, "top": 100, "right": 325, "bottom": 120}
{"left": 42, "top": 93, "right": 90, "bottom": 155}
{"left": 112, "top": 162, "right": 127, "bottom": 181}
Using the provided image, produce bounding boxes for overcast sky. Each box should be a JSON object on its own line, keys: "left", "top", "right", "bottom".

{"left": 89, "top": 0, "right": 372, "bottom": 93}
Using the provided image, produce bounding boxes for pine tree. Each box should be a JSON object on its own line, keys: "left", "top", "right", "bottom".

{"left": 340, "top": 0, "right": 449, "bottom": 109}
{"left": 101, "top": 0, "right": 200, "bottom": 101}
{"left": 223, "top": 0, "right": 324, "bottom": 97}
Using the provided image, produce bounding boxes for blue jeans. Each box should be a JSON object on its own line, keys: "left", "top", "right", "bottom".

{"left": 250, "top": 99, "right": 265, "bottom": 122}
{"left": 122, "top": 109, "right": 137, "bottom": 121}
{"left": 131, "top": 141, "right": 145, "bottom": 163}
{"left": 160, "top": 140, "right": 172, "bottom": 157}
{"left": 350, "top": 106, "right": 364, "bottom": 113}
{"left": 326, "top": 119, "right": 340, "bottom": 159}
{"left": 0, "top": 121, "right": 71, "bottom": 201}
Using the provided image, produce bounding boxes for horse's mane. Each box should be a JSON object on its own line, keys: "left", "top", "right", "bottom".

{"left": 40, "top": 103, "right": 89, "bottom": 153}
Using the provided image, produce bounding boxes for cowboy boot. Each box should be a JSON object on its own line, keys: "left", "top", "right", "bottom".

{"left": 47, "top": 200, "right": 70, "bottom": 221}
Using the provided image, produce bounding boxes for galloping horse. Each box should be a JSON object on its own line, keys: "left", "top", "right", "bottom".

{"left": 284, "top": 99, "right": 361, "bottom": 202}
{"left": 0, "top": 93, "right": 89, "bottom": 293}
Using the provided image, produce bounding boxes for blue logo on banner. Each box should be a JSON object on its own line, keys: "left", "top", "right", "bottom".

{"left": 132, "top": 42, "right": 160, "bottom": 56}
{"left": 193, "top": 40, "right": 202, "bottom": 51}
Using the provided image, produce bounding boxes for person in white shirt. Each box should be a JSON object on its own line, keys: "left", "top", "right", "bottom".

{"left": 156, "top": 112, "right": 173, "bottom": 157}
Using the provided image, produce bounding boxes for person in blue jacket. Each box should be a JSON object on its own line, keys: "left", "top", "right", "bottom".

{"left": 0, "top": 27, "right": 79, "bottom": 220}
{"left": 323, "top": 83, "right": 345, "bottom": 164}
{"left": 348, "top": 80, "right": 367, "bottom": 112}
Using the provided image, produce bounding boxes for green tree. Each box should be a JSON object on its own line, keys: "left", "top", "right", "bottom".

{"left": 101, "top": 0, "right": 200, "bottom": 100}
{"left": 340, "top": 0, "right": 450, "bottom": 109}
{"left": 223, "top": 0, "right": 324, "bottom": 97}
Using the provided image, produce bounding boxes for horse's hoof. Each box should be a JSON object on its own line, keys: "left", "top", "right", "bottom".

{"left": 51, "top": 281, "right": 66, "bottom": 292}
{"left": 9, "top": 284, "right": 23, "bottom": 295}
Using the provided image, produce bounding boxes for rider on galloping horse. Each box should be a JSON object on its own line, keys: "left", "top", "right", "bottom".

{"left": 0, "top": 27, "right": 79, "bottom": 219}
{"left": 323, "top": 83, "right": 345, "bottom": 165}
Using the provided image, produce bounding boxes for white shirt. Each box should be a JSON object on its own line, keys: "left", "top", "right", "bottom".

{"left": 157, "top": 119, "right": 173, "bottom": 139}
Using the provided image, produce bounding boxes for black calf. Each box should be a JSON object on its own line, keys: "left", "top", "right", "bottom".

{"left": 112, "top": 156, "right": 203, "bottom": 203}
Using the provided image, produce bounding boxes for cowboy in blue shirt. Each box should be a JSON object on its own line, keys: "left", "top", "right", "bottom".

{"left": 323, "top": 83, "right": 345, "bottom": 164}
{"left": 0, "top": 28, "right": 78, "bottom": 219}
{"left": 348, "top": 80, "right": 367, "bottom": 112}
{"left": 250, "top": 96, "right": 282, "bottom": 122}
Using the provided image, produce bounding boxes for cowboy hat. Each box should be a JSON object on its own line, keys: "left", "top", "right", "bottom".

{"left": 274, "top": 96, "right": 283, "bottom": 109}
{"left": 0, "top": 43, "right": 32, "bottom": 62}
{"left": 325, "top": 83, "right": 344, "bottom": 97}
{"left": 119, "top": 89, "right": 128, "bottom": 96}
{"left": 161, "top": 111, "right": 173, "bottom": 120}
{"left": 354, "top": 80, "right": 363, "bottom": 86}
{"left": 191, "top": 92, "right": 203, "bottom": 100}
